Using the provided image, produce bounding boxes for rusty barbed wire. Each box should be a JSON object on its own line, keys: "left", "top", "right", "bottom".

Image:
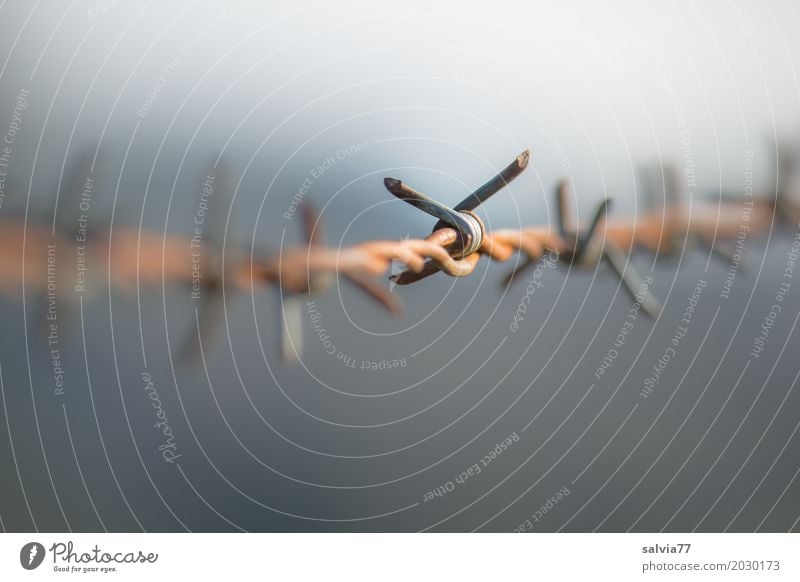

{"left": 0, "top": 147, "right": 788, "bottom": 363}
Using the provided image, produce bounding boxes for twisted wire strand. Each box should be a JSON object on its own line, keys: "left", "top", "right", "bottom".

{"left": 0, "top": 190, "right": 783, "bottom": 365}
{"left": 0, "top": 197, "right": 777, "bottom": 300}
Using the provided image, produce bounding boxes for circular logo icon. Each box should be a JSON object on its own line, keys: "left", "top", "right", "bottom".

{"left": 20, "top": 542, "right": 45, "bottom": 570}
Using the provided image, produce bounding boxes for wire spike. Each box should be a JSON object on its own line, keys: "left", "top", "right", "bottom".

{"left": 344, "top": 272, "right": 403, "bottom": 317}
{"left": 302, "top": 203, "right": 322, "bottom": 247}
{"left": 454, "top": 149, "right": 530, "bottom": 211}
{"left": 603, "top": 239, "right": 662, "bottom": 319}
{"left": 556, "top": 179, "right": 572, "bottom": 238}
{"left": 501, "top": 256, "right": 535, "bottom": 288}
{"left": 573, "top": 197, "right": 611, "bottom": 263}
{"left": 280, "top": 294, "right": 304, "bottom": 364}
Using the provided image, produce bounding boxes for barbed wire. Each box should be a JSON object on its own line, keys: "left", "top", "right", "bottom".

{"left": 0, "top": 148, "right": 789, "bottom": 363}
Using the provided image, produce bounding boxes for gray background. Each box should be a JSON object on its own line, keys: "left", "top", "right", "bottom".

{"left": 0, "top": 0, "right": 799, "bottom": 532}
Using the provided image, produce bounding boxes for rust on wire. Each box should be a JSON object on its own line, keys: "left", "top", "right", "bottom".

{"left": 502, "top": 179, "right": 662, "bottom": 317}
{"left": 386, "top": 149, "right": 539, "bottom": 284}
{"left": 0, "top": 146, "right": 788, "bottom": 364}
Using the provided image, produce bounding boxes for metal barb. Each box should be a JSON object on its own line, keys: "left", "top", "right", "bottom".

{"left": 504, "top": 179, "right": 662, "bottom": 318}
{"left": 603, "top": 238, "right": 662, "bottom": 318}
{"left": 278, "top": 203, "right": 401, "bottom": 364}
{"left": 383, "top": 177, "right": 481, "bottom": 257}
{"left": 572, "top": 197, "right": 612, "bottom": 264}
{"left": 384, "top": 150, "right": 529, "bottom": 280}
{"left": 454, "top": 149, "right": 530, "bottom": 211}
